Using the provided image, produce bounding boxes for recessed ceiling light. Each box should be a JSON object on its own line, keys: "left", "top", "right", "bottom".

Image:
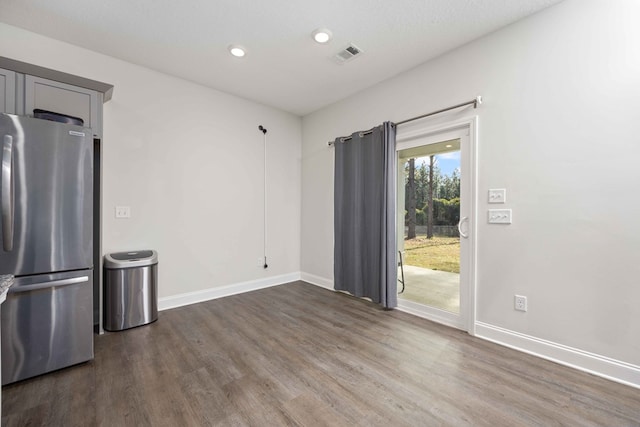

{"left": 312, "top": 28, "right": 332, "bottom": 44}
{"left": 445, "top": 144, "right": 453, "bottom": 148}
{"left": 228, "top": 45, "right": 246, "bottom": 57}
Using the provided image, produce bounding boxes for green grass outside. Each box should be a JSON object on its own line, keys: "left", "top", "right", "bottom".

{"left": 403, "top": 236, "right": 460, "bottom": 273}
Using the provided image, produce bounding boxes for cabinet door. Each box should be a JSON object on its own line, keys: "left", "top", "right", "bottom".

{"left": 25, "top": 75, "right": 100, "bottom": 137}
{"left": 0, "top": 68, "right": 16, "bottom": 114}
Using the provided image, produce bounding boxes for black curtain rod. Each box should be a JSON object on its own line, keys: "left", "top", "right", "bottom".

{"left": 327, "top": 96, "right": 482, "bottom": 146}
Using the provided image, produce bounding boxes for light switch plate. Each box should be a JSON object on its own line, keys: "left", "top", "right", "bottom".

{"left": 488, "top": 209, "right": 512, "bottom": 224}
{"left": 488, "top": 188, "right": 506, "bottom": 204}
{"left": 115, "top": 206, "right": 131, "bottom": 218}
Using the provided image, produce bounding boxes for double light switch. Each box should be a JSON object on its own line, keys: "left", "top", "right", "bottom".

{"left": 488, "top": 188, "right": 506, "bottom": 204}
{"left": 115, "top": 206, "right": 131, "bottom": 218}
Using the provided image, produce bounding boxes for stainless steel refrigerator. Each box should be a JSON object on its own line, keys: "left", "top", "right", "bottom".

{"left": 0, "top": 113, "right": 94, "bottom": 385}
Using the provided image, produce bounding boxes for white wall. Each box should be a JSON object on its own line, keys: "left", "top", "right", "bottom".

{"left": 0, "top": 23, "right": 301, "bottom": 299}
{"left": 301, "top": 0, "right": 640, "bottom": 379}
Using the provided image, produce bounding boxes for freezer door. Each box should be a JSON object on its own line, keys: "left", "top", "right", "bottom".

{"left": 0, "top": 114, "right": 93, "bottom": 275}
{"left": 1, "top": 270, "right": 94, "bottom": 384}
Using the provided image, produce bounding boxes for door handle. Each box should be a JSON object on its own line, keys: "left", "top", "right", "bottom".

{"left": 458, "top": 216, "right": 469, "bottom": 239}
{"left": 8, "top": 276, "right": 89, "bottom": 294}
{"left": 2, "top": 135, "right": 14, "bottom": 251}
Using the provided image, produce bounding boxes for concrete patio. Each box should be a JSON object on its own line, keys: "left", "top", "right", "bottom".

{"left": 398, "top": 265, "right": 460, "bottom": 313}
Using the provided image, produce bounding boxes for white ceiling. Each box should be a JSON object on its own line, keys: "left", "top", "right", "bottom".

{"left": 0, "top": 0, "right": 564, "bottom": 116}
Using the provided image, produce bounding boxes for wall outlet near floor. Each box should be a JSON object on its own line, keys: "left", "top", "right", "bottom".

{"left": 115, "top": 206, "right": 131, "bottom": 218}
{"left": 514, "top": 295, "right": 528, "bottom": 312}
{"left": 258, "top": 257, "right": 264, "bottom": 267}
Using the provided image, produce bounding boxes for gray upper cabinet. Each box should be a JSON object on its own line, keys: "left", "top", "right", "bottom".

{"left": 25, "top": 75, "right": 102, "bottom": 137}
{"left": 0, "top": 68, "right": 16, "bottom": 114}
{"left": 0, "top": 56, "right": 113, "bottom": 138}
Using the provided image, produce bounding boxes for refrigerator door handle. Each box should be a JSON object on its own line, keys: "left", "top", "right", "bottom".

{"left": 2, "top": 134, "right": 14, "bottom": 251}
{"left": 8, "top": 276, "right": 90, "bottom": 294}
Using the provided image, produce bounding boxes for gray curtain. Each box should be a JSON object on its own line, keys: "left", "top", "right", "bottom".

{"left": 334, "top": 122, "right": 397, "bottom": 308}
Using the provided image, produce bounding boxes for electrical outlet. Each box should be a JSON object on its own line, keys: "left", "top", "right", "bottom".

{"left": 515, "top": 295, "right": 527, "bottom": 312}
{"left": 257, "top": 257, "right": 264, "bottom": 267}
{"left": 115, "top": 206, "right": 131, "bottom": 218}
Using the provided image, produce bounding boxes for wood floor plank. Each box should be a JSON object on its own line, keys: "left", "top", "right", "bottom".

{"left": 282, "top": 393, "right": 352, "bottom": 427}
{"left": 2, "top": 281, "right": 639, "bottom": 426}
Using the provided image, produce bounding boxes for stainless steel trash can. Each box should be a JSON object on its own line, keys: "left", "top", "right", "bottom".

{"left": 104, "top": 250, "right": 158, "bottom": 331}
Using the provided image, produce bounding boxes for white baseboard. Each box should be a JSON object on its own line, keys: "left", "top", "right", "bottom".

{"left": 158, "top": 272, "right": 301, "bottom": 311}
{"left": 475, "top": 321, "right": 640, "bottom": 389}
{"left": 300, "top": 272, "right": 334, "bottom": 290}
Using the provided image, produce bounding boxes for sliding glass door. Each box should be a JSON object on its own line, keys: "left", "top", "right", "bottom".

{"left": 396, "top": 123, "right": 475, "bottom": 331}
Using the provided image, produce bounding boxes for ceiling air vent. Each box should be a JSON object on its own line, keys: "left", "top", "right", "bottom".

{"left": 334, "top": 44, "right": 363, "bottom": 64}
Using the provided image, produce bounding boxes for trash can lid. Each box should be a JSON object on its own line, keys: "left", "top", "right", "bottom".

{"left": 104, "top": 250, "right": 158, "bottom": 269}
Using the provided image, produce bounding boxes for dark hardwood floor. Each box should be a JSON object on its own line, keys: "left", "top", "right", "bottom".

{"left": 2, "top": 281, "right": 639, "bottom": 426}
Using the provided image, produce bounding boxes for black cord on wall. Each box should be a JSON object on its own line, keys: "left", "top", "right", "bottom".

{"left": 259, "top": 125, "right": 268, "bottom": 269}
